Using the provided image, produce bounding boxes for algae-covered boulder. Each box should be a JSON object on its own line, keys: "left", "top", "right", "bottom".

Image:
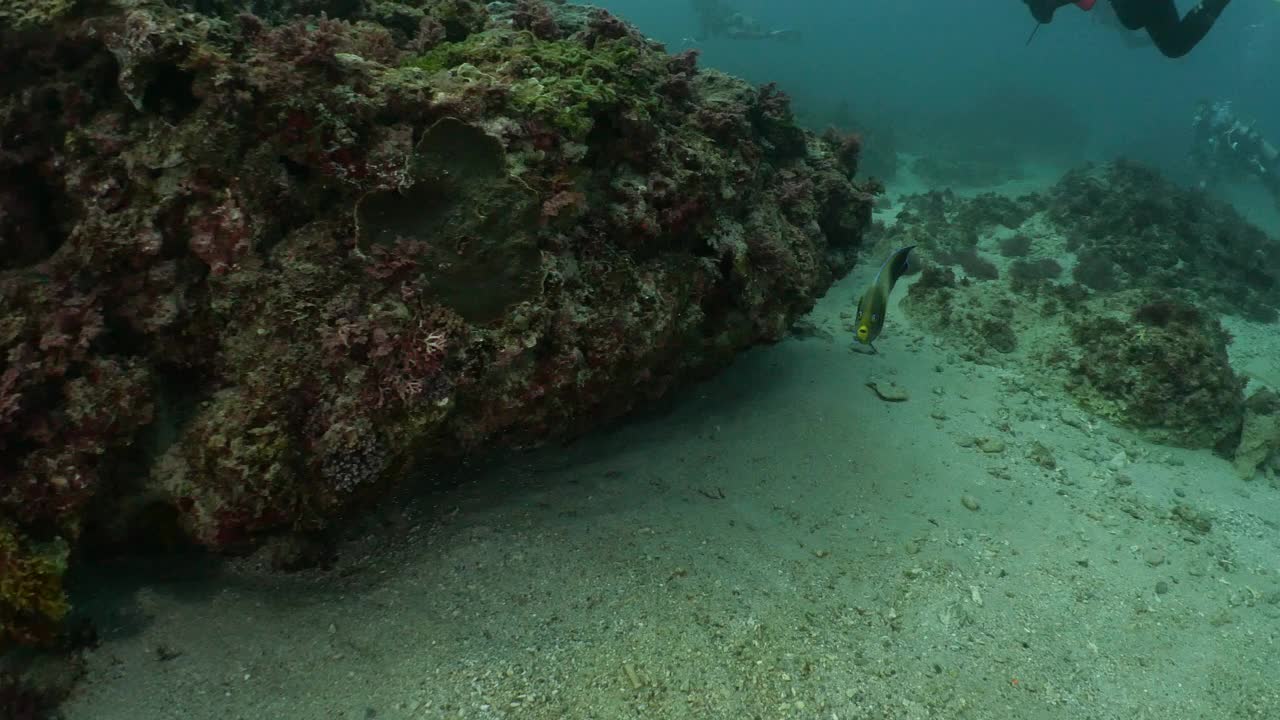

{"left": 1065, "top": 298, "right": 1245, "bottom": 452}
{"left": 1233, "top": 388, "right": 1280, "bottom": 481}
{"left": 0, "top": 0, "right": 874, "bottom": 644}
{"left": 0, "top": 523, "right": 69, "bottom": 647}
{"left": 1050, "top": 161, "right": 1280, "bottom": 323}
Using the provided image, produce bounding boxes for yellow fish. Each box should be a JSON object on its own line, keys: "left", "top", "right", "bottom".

{"left": 853, "top": 245, "right": 915, "bottom": 353}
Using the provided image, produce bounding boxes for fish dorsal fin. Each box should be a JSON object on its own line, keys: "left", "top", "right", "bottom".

{"left": 886, "top": 245, "right": 915, "bottom": 288}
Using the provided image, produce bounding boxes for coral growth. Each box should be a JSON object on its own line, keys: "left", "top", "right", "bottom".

{"left": 1065, "top": 297, "right": 1245, "bottom": 452}
{"left": 884, "top": 159, "right": 1280, "bottom": 326}
{"left": 1051, "top": 161, "right": 1280, "bottom": 322}
{"left": 0, "top": 523, "right": 69, "bottom": 647}
{"left": 880, "top": 161, "right": 1276, "bottom": 448}
{"left": 0, "top": 0, "right": 874, "bottom": 644}
{"left": 0, "top": 0, "right": 74, "bottom": 30}
{"left": 877, "top": 159, "right": 1280, "bottom": 355}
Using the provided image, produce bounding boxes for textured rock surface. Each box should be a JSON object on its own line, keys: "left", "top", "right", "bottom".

{"left": 879, "top": 161, "right": 1268, "bottom": 451}
{"left": 1048, "top": 161, "right": 1280, "bottom": 323}
{"left": 1233, "top": 389, "right": 1280, "bottom": 480}
{"left": 1065, "top": 299, "right": 1245, "bottom": 453}
{"left": 0, "top": 0, "right": 875, "bottom": 645}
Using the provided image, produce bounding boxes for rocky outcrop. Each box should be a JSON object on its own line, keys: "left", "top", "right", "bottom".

{"left": 0, "top": 0, "right": 875, "bottom": 646}
{"left": 879, "top": 161, "right": 1271, "bottom": 451}
{"left": 1065, "top": 299, "right": 1245, "bottom": 453}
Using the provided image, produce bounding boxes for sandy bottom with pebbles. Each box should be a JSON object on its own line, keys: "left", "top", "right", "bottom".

{"left": 61, "top": 169, "right": 1280, "bottom": 720}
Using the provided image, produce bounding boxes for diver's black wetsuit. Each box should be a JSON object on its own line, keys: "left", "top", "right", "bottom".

{"left": 1109, "top": 0, "right": 1230, "bottom": 58}
{"left": 1023, "top": 0, "right": 1231, "bottom": 58}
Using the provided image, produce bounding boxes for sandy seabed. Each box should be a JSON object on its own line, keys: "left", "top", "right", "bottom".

{"left": 61, "top": 166, "right": 1280, "bottom": 720}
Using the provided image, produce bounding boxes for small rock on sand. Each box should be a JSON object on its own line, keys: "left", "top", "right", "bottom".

{"left": 976, "top": 437, "right": 1006, "bottom": 454}
{"left": 866, "top": 381, "right": 909, "bottom": 402}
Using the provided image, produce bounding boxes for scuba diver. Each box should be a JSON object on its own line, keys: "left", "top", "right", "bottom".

{"left": 1190, "top": 99, "right": 1280, "bottom": 208}
{"left": 1021, "top": 0, "right": 1232, "bottom": 58}
{"left": 689, "top": 0, "right": 801, "bottom": 42}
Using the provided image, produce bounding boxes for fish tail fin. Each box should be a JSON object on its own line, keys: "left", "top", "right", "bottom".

{"left": 887, "top": 246, "right": 915, "bottom": 288}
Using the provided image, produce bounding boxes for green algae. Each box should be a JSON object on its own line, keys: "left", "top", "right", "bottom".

{"left": 0, "top": 522, "right": 70, "bottom": 648}
{"left": 405, "top": 31, "right": 664, "bottom": 138}
{"left": 0, "top": 0, "right": 76, "bottom": 30}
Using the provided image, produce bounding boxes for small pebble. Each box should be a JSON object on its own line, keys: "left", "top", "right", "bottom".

{"left": 866, "top": 381, "right": 909, "bottom": 402}
{"left": 960, "top": 494, "right": 981, "bottom": 511}
{"left": 1108, "top": 451, "right": 1128, "bottom": 470}
{"left": 1143, "top": 548, "right": 1166, "bottom": 567}
{"left": 976, "top": 438, "right": 1006, "bottom": 454}
{"left": 1155, "top": 581, "right": 1170, "bottom": 595}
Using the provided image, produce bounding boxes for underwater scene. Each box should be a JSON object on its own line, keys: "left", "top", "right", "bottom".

{"left": 2, "top": 0, "right": 1280, "bottom": 718}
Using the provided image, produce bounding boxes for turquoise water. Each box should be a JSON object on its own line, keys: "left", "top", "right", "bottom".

{"left": 601, "top": 0, "right": 1280, "bottom": 178}
{"left": 6, "top": 2, "right": 1280, "bottom": 719}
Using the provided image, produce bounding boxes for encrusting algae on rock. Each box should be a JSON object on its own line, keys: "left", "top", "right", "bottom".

{"left": 0, "top": 0, "right": 877, "bottom": 645}
{"left": 0, "top": 522, "right": 69, "bottom": 647}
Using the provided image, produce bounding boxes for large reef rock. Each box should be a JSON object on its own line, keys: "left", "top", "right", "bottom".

{"left": 0, "top": 0, "right": 875, "bottom": 645}
{"left": 1064, "top": 298, "right": 1245, "bottom": 453}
